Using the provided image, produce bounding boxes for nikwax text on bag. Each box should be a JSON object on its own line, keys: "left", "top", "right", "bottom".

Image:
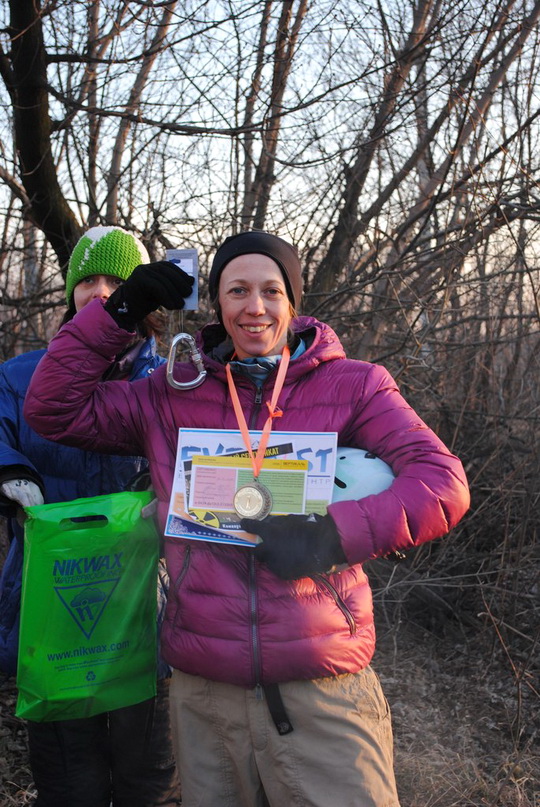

{"left": 16, "top": 491, "right": 159, "bottom": 721}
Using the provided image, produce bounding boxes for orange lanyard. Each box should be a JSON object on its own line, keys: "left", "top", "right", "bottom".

{"left": 225, "top": 345, "right": 290, "bottom": 480}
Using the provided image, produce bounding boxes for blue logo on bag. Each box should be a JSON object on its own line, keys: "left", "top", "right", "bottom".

{"left": 53, "top": 552, "right": 123, "bottom": 580}
{"left": 70, "top": 587, "right": 106, "bottom": 620}
{"left": 54, "top": 579, "right": 120, "bottom": 639}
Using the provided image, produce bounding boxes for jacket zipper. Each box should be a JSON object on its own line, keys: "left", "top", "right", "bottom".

{"left": 249, "top": 552, "right": 263, "bottom": 688}
{"left": 311, "top": 573, "right": 357, "bottom": 635}
{"left": 251, "top": 385, "right": 263, "bottom": 413}
{"left": 174, "top": 543, "right": 191, "bottom": 591}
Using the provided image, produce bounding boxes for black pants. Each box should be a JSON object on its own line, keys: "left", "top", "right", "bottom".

{"left": 27, "top": 677, "right": 181, "bottom": 807}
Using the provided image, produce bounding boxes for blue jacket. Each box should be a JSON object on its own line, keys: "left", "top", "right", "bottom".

{"left": 0, "top": 339, "right": 165, "bottom": 677}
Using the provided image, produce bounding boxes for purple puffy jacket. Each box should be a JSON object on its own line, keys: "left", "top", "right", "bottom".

{"left": 24, "top": 301, "right": 470, "bottom": 687}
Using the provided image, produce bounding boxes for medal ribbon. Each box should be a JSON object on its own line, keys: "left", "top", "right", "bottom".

{"left": 226, "top": 345, "right": 290, "bottom": 480}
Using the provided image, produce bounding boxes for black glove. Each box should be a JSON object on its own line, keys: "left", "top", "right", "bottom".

{"left": 104, "top": 261, "right": 194, "bottom": 329}
{"left": 241, "top": 513, "right": 346, "bottom": 580}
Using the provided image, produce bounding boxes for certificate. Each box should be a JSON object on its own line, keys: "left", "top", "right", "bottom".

{"left": 165, "top": 429, "right": 337, "bottom": 546}
{"left": 189, "top": 455, "right": 309, "bottom": 514}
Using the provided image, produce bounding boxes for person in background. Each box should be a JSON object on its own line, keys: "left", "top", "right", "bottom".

{"left": 24, "top": 230, "right": 470, "bottom": 807}
{"left": 0, "top": 226, "right": 183, "bottom": 807}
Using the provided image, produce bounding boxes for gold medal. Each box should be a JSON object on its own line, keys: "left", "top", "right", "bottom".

{"left": 233, "top": 482, "right": 273, "bottom": 520}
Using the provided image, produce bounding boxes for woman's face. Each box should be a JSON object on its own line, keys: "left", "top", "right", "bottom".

{"left": 218, "top": 254, "right": 293, "bottom": 359}
{"left": 73, "top": 274, "right": 124, "bottom": 312}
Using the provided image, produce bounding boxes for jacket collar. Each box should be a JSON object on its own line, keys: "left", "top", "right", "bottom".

{"left": 196, "top": 316, "right": 345, "bottom": 385}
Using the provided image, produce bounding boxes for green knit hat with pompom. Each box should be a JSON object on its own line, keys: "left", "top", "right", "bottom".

{"left": 65, "top": 226, "right": 149, "bottom": 305}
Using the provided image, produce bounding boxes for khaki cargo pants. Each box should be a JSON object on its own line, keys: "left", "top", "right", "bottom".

{"left": 169, "top": 666, "right": 400, "bottom": 807}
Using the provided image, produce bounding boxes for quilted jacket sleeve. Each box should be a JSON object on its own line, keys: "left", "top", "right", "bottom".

{"left": 327, "top": 361, "right": 470, "bottom": 565}
{"left": 24, "top": 300, "right": 149, "bottom": 457}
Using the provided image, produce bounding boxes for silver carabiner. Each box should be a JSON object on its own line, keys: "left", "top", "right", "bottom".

{"left": 166, "top": 333, "right": 207, "bottom": 390}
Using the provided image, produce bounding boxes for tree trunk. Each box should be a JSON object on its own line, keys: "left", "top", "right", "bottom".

{"left": 8, "top": 0, "right": 81, "bottom": 269}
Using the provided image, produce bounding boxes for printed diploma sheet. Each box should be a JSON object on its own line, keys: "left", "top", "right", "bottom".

{"left": 165, "top": 429, "right": 338, "bottom": 546}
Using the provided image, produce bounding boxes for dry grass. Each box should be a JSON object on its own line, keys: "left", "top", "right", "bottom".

{"left": 0, "top": 678, "right": 36, "bottom": 804}
{"left": 372, "top": 558, "right": 539, "bottom": 807}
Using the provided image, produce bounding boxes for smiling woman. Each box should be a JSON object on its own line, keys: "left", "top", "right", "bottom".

{"left": 23, "top": 229, "right": 470, "bottom": 807}
{"left": 218, "top": 255, "right": 293, "bottom": 359}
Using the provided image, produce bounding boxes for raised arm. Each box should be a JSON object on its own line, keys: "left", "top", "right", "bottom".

{"left": 24, "top": 261, "right": 193, "bottom": 455}
{"left": 24, "top": 301, "right": 149, "bottom": 456}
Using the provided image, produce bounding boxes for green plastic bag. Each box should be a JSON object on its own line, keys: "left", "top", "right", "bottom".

{"left": 16, "top": 491, "right": 159, "bottom": 721}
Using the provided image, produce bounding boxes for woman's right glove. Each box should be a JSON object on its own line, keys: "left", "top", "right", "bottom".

{"left": 104, "top": 261, "right": 194, "bottom": 329}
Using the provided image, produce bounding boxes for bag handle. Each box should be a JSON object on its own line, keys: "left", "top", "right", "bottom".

{"left": 57, "top": 514, "right": 109, "bottom": 532}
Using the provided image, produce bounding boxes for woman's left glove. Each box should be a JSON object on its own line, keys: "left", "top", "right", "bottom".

{"left": 0, "top": 479, "right": 44, "bottom": 508}
{"left": 104, "top": 261, "right": 194, "bottom": 329}
{"left": 241, "top": 513, "right": 346, "bottom": 580}
{"left": 1, "top": 479, "right": 45, "bottom": 527}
